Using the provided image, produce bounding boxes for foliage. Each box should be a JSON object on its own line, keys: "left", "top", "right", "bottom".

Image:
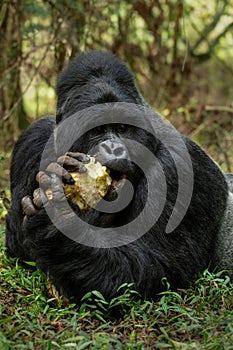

{"left": 0, "top": 0, "right": 232, "bottom": 170}
{"left": 0, "top": 232, "right": 233, "bottom": 349}
{"left": 0, "top": 2, "right": 232, "bottom": 347}
{"left": 18, "top": 0, "right": 233, "bottom": 109}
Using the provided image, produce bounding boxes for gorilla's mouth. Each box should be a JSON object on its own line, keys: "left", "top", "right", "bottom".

{"left": 108, "top": 168, "right": 127, "bottom": 193}
{"left": 105, "top": 159, "right": 137, "bottom": 187}
{"left": 109, "top": 169, "right": 125, "bottom": 182}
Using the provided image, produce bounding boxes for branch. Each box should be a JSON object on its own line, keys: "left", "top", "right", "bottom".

{"left": 3, "top": 22, "right": 62, "bottom": 121}
{"left": 0, "top": 2, "right": 7, "bottom": 28}
{"left": 191, "top": 0, "right": 227, "bottom": 52}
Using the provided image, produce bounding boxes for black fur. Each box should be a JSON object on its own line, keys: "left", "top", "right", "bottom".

{"left": 5, "top": 51, "right": 232, "bottom": 302}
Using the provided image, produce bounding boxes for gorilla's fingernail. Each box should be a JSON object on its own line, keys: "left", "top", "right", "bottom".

{"left": 69, "top": 177, "right": 75, "bottom": 184}
{"left": 83, "top": 155, "right": 90, "bottom": 163}
{"left": 79, "top": 166, "right": 87, "bottom": 173}
{"left": 23, "top": 215, "right": 28, "bottom": 227}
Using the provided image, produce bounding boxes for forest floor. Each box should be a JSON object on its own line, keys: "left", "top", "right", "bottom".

{"left": 0, "top": 217, "right": 233, "bottom": 349}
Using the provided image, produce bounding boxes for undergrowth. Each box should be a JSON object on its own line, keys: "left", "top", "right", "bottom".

{"left": 0, "top": 231, "right": 233, "bottom": 350}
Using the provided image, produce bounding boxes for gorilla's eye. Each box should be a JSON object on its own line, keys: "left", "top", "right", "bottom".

{"left": 117, "top": 124, "right": 128, "bottom": 133}
{"left": 96, "top": 126, "right": 107, "bottom": 133}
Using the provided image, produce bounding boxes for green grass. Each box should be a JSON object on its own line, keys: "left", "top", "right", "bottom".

{"left": 0, "top": 226, "right": 233, "bottom": 350}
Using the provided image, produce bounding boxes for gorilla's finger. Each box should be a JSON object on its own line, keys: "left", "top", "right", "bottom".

{"left": 104, "top": 190, "right": 118, "bottom": 202}
{"left": 22, "top": 215, "right": 28, "bottom": 227}
{"left": 46, "top": 162, "right": 75, "bottom": 184}
{"left": 116, "top": 177, "right": 127, "bottom": 190}
{"left": 21, "top": 195, "right": 38, "bottom": 216}
{"left": 50, "top": 174, "right": 66, "bottom": 202}
{"left": 57, "top": 155, "right": 88, "bottom": 172}
{"left": 105, "top": 177, "right": 127, "bottom": 202}
{"left": 66, "top": 152, "right": 90, "bottom": 164}
{"left": 33, "top": 188, "right": 48, "bottom": 208}
{"left": 36, "top": 171, "right": 51, "bottom": 188}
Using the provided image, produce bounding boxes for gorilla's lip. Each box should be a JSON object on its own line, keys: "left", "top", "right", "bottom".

{"left": 98, "top": 158, "right": 137, "bottom": 189}
{"left": 106, "top": 159, "right": 137, "bottom": 186}
{"left": 104, "top": 158, "right": 132, "bottom": 173}
{"left": 108, "top": 168, "right": 125, "bottom": 182}
{"left": 108, "top": 168, "right": 127, "bottom": 191}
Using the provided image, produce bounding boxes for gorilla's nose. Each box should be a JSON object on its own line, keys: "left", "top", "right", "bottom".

{"left": 99, "top": 139, "right": 128, "bottom": 160}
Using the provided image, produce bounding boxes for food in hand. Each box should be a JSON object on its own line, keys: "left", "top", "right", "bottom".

{"left": 47, "top": 156, "right": 112, "bottom": 210}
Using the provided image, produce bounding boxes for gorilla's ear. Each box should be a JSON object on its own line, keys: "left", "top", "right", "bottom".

{"left": 226, "top": 174, "right": 233, "bottom": 193}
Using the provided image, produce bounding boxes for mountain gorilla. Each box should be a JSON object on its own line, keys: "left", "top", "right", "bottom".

{"left": 5, "top": 51, "right": 233, "bottom": 302}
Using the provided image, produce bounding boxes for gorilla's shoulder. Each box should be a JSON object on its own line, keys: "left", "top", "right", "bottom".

{"left": 10, "top": 116, "right": 55, "bottom": 186}
{"left": 14, "top": 116, "right": 55, "bottom": 147}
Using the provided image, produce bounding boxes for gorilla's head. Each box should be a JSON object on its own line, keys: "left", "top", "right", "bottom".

{"left": 55, "top": 100, "right": 160, "bottom": 186}
{"left": 55, "top": 51, "right": 146, "bottom": 123}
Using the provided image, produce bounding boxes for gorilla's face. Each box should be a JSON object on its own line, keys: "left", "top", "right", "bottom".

{"left": 54, "top": 104, "right": 162, "bottom": 226}
{"left": 70, "top": 123, "right": 157, "bottom": 188}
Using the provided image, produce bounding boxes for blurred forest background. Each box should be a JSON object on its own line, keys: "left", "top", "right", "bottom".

{"left": 0, "top": 0, "right": 233, "bottom": 188}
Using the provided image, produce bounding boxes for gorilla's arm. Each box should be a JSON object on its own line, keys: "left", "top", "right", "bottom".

{"left": 5, "top": 117, "right": 55, "bottom": 260}
{"left": 226, "top": 174, "right": 233, "bottom": 193}
{"left": 213, "top": 191, "right": 233, "bottom": 278}
{"left": 212, "top": 173, "right": 233, "bottom": 277}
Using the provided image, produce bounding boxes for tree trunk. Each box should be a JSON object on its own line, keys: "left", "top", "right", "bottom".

{"left": 0, "top": 0, "right": 28, "bottom": 152}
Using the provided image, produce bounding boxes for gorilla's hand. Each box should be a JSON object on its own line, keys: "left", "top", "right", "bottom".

{"left": 21, "top": 152, "right": 90, "bottom": 218}
{"left": 104, "top": 177, "right": 127, "bottom": 202}
{"left": 45, "top": 152, "right": 90, "bottom": 184}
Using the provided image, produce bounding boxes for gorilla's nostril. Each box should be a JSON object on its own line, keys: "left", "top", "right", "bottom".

{"left": 102, "top": 143, "right": 112, "bottom": 154}
{"left": 114, "top": 147, "right": 124, "bottom": 157}
{"left": 98, "top": 139, "right": 129, "bottom": 160}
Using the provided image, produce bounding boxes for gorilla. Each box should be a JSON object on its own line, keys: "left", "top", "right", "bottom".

{"left": 5, "top": 51, "right": 233, "bottom": 302}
